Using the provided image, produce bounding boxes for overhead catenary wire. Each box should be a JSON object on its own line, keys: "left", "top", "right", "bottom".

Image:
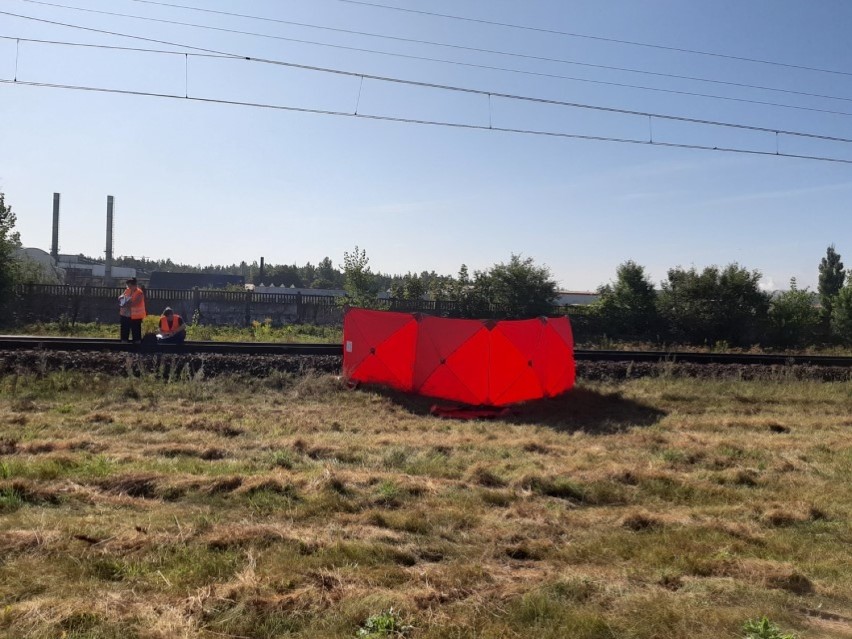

{"left": 0, "top": 9, "right": 244, "bottom": 56}
{"left": 16, "top": 0, "right": 852, "bottom": 108}
{"left": 5, "top": 31, "right": 852, "bottom": 119}
{"left": 0, "top": 33, "right": 221, "bottom": 56}
{"left": 8, "top": 11, "right": 852, "bottom": 117}
{"left": 4, "top": 77, "right": 852, "bottom": 165}
{"left": 328, "top": 0, "right": 852, "bottom": 78}
{"left": 3, "top": 19, "right": 852, "bottom": 148}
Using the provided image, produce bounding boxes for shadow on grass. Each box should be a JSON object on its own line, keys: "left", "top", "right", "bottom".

{"left": 370, "top": 386, "right": 666, "bottom": 435}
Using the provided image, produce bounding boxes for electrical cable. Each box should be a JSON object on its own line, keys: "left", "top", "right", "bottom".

{"left": 0, "top": 9, "right": 242, "bottom": 56}
{"left": 6, "top": 10, "right": 852, "bottom": 119}
{"left": 0, "top": 32, "right": 223, "bottom": 56}
{"left": 4, "top": 32, "right": 852, "bottom": 118}
{"left": 4, "top": 14, "right": 852, "bottom": 148}
{"left": 327, "top": 0, "right": 852, "bottom": 78}
{"left": 4, "top": 77, "right": 852, "bottom": 165}
{"left": 18, "top": 0, "right": 852, "bottom": 107}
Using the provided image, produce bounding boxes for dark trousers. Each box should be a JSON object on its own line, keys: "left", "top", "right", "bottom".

{"left": 120, "top": 317, "right": 143, "bottom": 343}
{"left": 158, "top": 332, "right": 185, "bottom": 345}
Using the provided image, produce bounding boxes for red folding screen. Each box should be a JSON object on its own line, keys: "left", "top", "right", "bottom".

{"left": 343, "top": 308, "right": 575, "bottom": 406}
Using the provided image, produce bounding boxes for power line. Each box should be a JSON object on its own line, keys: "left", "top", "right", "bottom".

{"left": 0, "top": 33, "right": 217, "bottom": 56}
{"left": 4, "top": 77, "right": 852, "bottom": 165}
{"left": 116, "top": 0, "right": 852, "bottom": 105}
{"left": 4, "top": 30, "right": 852, "bottom": 119}
{"left": 19, "top": 0, "right": 852, "bottom": 108}
{"left": 4, "top": 15, "right": 852, "bottom": 147}
{"left": 0, "top": 10, "right": 241, "bottom": 57}
{"left": 328, "top": 0, "right": 852, "bottom": 78}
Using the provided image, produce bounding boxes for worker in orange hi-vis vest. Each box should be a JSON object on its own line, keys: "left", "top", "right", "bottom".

{"left": 157, "top": 307, "right": 186, "bottom": 345}
{"left": 118, "top": 277, "right": 146, "bottom": 343}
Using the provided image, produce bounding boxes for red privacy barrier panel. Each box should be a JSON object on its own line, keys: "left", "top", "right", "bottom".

{"left": 343, "top": 308, "right": 575, "bottom": 406}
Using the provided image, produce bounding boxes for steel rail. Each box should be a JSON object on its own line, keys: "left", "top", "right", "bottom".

{"left": 0, "top": 336, "right": 341, "bottom": 356}
{"left": 573, "top": 350, "right": 852, "bottom": 367}
{"left": 1, "top": 336, "right": 851, "bottom": 367}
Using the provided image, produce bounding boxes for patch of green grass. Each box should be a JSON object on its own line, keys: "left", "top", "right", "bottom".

{"left": 151, "top": 545, "right": 243, "bottom": 588}
{"left": 501, "top": 590, "right": 615, "bottom": 639}
{"left": 0, "top": 454, "right": 114, "bottom": 481}
{"left": 0, "top": 487, "right": 25, "bottom": 512}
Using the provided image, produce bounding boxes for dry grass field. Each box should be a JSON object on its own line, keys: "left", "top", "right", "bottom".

{"left": 1, "top": 368, "right": 851, "bottom": 638}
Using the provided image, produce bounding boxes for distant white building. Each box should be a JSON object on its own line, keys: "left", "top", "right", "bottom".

{"left": 252, "top": 284, "right": 346, "bottom": 297}
{"left": 556, "top": 291, "right": 599, "bottom": 306}
{"left": 56, "top": 254, "right": 135, "bottom": 284}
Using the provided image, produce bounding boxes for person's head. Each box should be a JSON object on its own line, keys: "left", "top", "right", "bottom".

{"left": 163, "top": 307, "right": 173, "bottom": 317}
{"left": 126, "top": 277, "right": 138, "bottom": 289}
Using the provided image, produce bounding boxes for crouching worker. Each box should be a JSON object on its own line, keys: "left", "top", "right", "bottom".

{"left": 157, "top": 307, "right": 186, "bottom": 345}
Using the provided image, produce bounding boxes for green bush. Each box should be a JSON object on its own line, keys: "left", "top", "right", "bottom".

{"left": 658, "top": 263, "right": 770, "bottom": 346}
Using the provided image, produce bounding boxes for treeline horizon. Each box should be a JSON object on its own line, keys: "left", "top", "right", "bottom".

{"left": 108, "top": 254, "right": 453, "bottom": 294}
{"left": 585, "top": 245, "right": 851, "bottom": 348}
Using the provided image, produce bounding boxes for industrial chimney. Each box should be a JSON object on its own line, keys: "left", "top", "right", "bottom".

{"left": 51, "top": 193, "right": 60, "bottom": 260}
{"left": 105, "top": 195, "right": 114, "bottom": 287}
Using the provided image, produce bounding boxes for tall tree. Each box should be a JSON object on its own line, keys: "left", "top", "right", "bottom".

{"left": 831, "top": 281, "right": 852, "bottom": 344}
{"left": 452, "top": 255, "right": 557, "bottom": 319}
{"left": 595, "top": 260, "right": 659, "bottom": 338}
{"left": 818, "top": 245, "right": 845, "bottom": 320}
{"left": 0, "top": 193, "right": 22, "bottom": 315}
{"left": 340, "top": 245, "right": 378, "bottom": 308}
{"left": 312, "top": 256, "right": 341, "bottom": 289}
{"left": 768, "top": 278, "right": 820, "bottom": 348}
{"left": 390, "top": 272, "right": 426, "bottom": 300}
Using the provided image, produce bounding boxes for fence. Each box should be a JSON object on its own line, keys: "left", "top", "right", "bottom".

{"left": 11, "top": 284, "right": 600, "bottom": 333}
{"left": 16, "top": 284, "right": 340, "bottom": 306}
{"left": 12, "top": 284, "right": 343, "bottom": 326}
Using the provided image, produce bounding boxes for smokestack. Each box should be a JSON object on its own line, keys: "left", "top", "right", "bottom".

{"left": 51, "top": 193, "right": 60, "bottom": 260}
{"left": 259, "top": 256, "right": 265, "bottom": 284}
{"left": 105, "top": 195, "right": 114, "bottom": 286}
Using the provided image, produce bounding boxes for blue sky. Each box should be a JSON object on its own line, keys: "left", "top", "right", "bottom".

{"left": 2, "top": 0, "right": 852, "bottom": 291}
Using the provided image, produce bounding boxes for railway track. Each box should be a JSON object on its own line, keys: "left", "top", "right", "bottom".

{"left": 0, "top": 336, "right": 340, "bottom": 356}
{"left": 1, "top": 336, "right": 851, "bottom": 367}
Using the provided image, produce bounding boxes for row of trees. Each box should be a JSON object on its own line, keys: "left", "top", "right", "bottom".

{"left": 341, "top": 246, "right": 558, "bottom": 320}
{"left": 113, "top": 254, "right": 452, "bottom": 293}
{"left": 594, "top": 250, "right": 852, "bottom": 347}
{"left": 3, "top": 190, "right": 851, "bottom": 346}
{"left": 341, "top": 246, "right": 852, "bottom": 347}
